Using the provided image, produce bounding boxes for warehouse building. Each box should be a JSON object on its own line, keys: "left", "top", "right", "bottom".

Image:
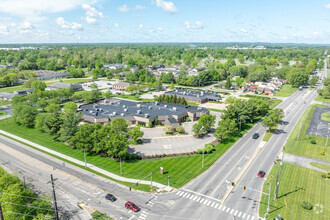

{"left": 165, "top": 88, "right": 221, "bottom": 104}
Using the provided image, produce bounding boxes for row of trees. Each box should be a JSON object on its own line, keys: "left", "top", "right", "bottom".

{"left": 192, "top": 114, "right": 216, "bottom": 138}
{"left": 0, "top": 167, "right": 53, "bottom": 219}
{"left": 0, "top": 68, "right": 36, "bottom": 87}
{"left": 155, "top": 94, "right": 188, "bottom": 105}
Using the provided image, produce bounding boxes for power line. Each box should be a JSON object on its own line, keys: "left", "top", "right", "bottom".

{"left": 0, "top": 201, "right": 52, "bottom": 212}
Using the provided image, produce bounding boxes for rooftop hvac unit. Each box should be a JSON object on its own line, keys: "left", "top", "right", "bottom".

{"left": 148, "top": 106, "right": 152, "bottom": 109}
{"left": 113, "top": 112, "right": 116, "bottom": 115}
{"left": 90, "top": 111, "right": 93, "bottom": 113}
{"left": 121, "top": 113, "right": 125, "bottom": 116}
{"left": 99, "top": 108, "right": 102, "bottom": 111}
{"left": 201, "top": 92, "right": 204, "bottom": 96}
{"left": 144, "top": 113, "right": 149, "bottom": 118}
{"left": 198, "top": 107, "right": 202, "bottom": 110}
{"left": 110, "top": 102, "right": 113, "bottom": 105}
{"left": 164, "top": 104, "right": 167, "bottom": 108}
{"left": 122, "top": 105, "right": 126, "bottom": 108}
{"left": 137, "top": 104, "right": 141, "bottom": 108}
{"left": 173, "top": 107, "right": 177, "bottom": 111}
{"left": 137, "top": 110, "right": 142, "bottom": 114}
{"left": 155, "top": 102, "right": 159, "bottom": 105}
{"left": 124, "top": 108, "right": 127, "bottom": 112}
{"left": 197, "top": 95, "right": 200, "bottom": 97}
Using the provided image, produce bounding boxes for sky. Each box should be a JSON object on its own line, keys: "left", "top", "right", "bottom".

{"left": 0, "top": 0, "right": 329, "bottom": 44}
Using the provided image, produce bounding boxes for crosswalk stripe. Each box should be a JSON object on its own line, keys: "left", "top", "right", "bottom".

{"left": 200, "top": 198, "right": 205, "bottom": 203}
{"left": 203, "top": 199, "right": 209, "bottom": 205}
{"left": 196, "top": 197, "right": 201, "bottom": 202}
{"left": 210, "top": 202, "right": 215, "bottom": 207}
{"left": 238, "top": 212, "right": 242, "bottom": 217}
{"left": 251, "top": 216, "right": 255, "bottom": 220}
{"left": 234, "top": 210, "right": 238, "bottom": 216}
{"left": 206, "top": 201, "right": 211, "bottom": 206}
{"left": 214, "top": 204, "right": 219, "bottom": 209}
{"left": 218, "top": 205, "right": 222, "bottom": 210}
{"left": 184, "top": 193, "right": 191, "bottom": 198}
{"left": 247, "top": 215, "right": 250, "bottom": 220}
{"left": 222, "top": 206, "right": 226, "bottom": 211}
{"left": 230, "top": 209, "right": 234, "bottom": 214}
{"left": 242, "top": 213, "right": 246, "bottom": 218}
{"left": 176, "top": 191, "right": 181, "bottom": 195}
{"left": 188, "top": 194, "right": 194, "bottom": 199}
{"left": 181, "top": 192, "right": 187, "bottom": 197}
{"left": 193, "top": 196, "right": 198, "bottom": 201}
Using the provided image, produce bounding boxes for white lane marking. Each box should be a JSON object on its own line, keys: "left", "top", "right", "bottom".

{"left": 200, "top": 198, "right": 205, "bottom": 203}
{"left": 226, "top": 207, "right": 230, "bottom": 213}
{"left": 128, "top": 210, "right": 132, "bottom": 214}
{"left": 128, "top": 216, "right": 135, "bottom": 220}
{"left": 238, "top": 212, "right": 242, "bottom": 217}
{"left": 203, "top": 199, "right": 209, "bottom": 205}
{"left": 230, "top": 209, "right": 234, "bottom": 214}
{"left": 218, "top": 205, "right": 223, "bottom": 210}
{"left": 210, "top": 202, "right": 215, "bottom": 207}
{"left": 222, "top": 206, "right": 226, "bottom": 211}
{"left": 247, "top": 215, "right": 250, "bottom": 220}
{"left": 183, "top": 188, "right": 221, "bottom": 202}
{"left": 148, "top": 201, "right": 154, "bottom": 205}
{"left": 196, "top": 197, "right": 201, "bottom": 202}
{"left": 138, "top": 217, "right": 145, "bottom": 220}
{"left": 234, "top": 210, "right": 238, "bottom": 216}
{"left": 214, "top": 204, "right": 219, "bottom": 209}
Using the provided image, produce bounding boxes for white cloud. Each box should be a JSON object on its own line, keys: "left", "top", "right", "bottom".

{"left": 136, "top": 5, "right": 146, "bottom": 10}
{"left": 82, "top": 4, "right": 105, "bottom": 24}
{"left": 131, "top": 24, "right": 144, "bottom": 32}
{"left": 118, "top": 4, "right": 129, "bottom": 12}
{"left": 153, "top": 0, "right": 178, "bottom": 14}
{"left": 149, "top": 27, "right": 164, "bottom": 32}
{"left": 137, "top": 24, "right": 143, "bottom": 31}
{"left": 0, "top": 0, "right": 85, "bottom": 22}
{"left": 324, "top": 4, "right": 330, "bottom": 9}
{"left": 240, "top": 28, "right": 248, "bottom": 33}
{"left": 17, "top": 21, "right": 35, "bottom": 33}
{"left": 0, "top": 25, "right": 9, "bottom": 35}
{"left": 56, "top": 17, "right": 83, "bottom": 30}
{"left": 185, "top": 21, "right": 203, "bottom": 30}
{"left": 114, "top": 23, "right": 119, "bottom": 28}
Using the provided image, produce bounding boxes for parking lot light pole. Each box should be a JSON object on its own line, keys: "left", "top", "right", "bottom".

{"left": 167, "top": 176, "right": 170, "bottom": 187}
{"left": 202, "top": 148, "right": 204, "bottom": 168}
{"left": 84, "top": 149, "right": 87, "bottom": 168}
{"left": 264, "top": 180, "right": 271, "bottom": 218}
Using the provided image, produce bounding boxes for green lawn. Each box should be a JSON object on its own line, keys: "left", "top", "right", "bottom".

{"left": 0, "top": 85, "right": 26, "bottom": 93}
{"left": 315, "top": 95, "right": 330, "bottom": 104}
{"left": 259, "top": 163, "right": 330, "bottom": 220}
{"left": 310, "top": 162, "right": 330, "bottom": 172}
{"left": 0, "top": 111, "right": 8, "bottom": 116}
{"left": 284, "top": 105, "right": 330, "bottom": 162}
{"left": 274, "top": 84, "right": 297, "bottom": 97}
{"left": 208, "top": 108, "right": 225, "bottom": 113}
{"left": 0, "top": 100, "right": 11, "bottom": 106}
{"left": 0, "top": 117, "right": 258, "bottom": 189}
{"left": 91, "top": 211, "right": 114, "bottom": 220}
{"left": 45, "top": 78, "right": 92, "bottom": 85}
{"left": 187, "top": 102, "right": 199, "bottom": 106}
{"left": 321, "top": 113, "right": 330, "bottom": 122}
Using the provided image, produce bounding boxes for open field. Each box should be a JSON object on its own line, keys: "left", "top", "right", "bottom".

{"left": 274, "top": 84, "right": 297, "bottom": 97}
{"left": 0, "top": 111, "right": 8, "bottom": 116}
{"left": 284, "top": 105, "right": 330, "bottom": 162}
{"left": 259, "top": 162, "right": 330, "bottom": 220}
{"left": 320, "top": 112, "right": 330, "bottom": 122}
{"left": 315, "top": 95, "right": 330, "bottom": 103}
{"left": 310, "top": 162, "right": 330, "bottom": 172}
{"left": 0, "top": 100, "right": 11, "bottom": 106}
{"left": 0, "top": 117, "right": 259, "bottom": 189}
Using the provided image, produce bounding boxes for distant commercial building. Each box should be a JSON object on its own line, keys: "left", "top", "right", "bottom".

{"left": 112, "top": 82, "right": 132, "bottom": 91}
{"left": 79, "top": 99, "right": 209, "bottom": 126}
{"left": 165, "top": 88, "right": 221, "bottom": 104}
{"left": 47, "top": 82, "right": 82, "bottom": 91}
{"left": 0, "top": 88, "right": 34, "bottom": 101}
{"left": 104, "top": 64, "right": 127, "bottom": 70}
{"left": 36, "top": 70, "right": 70, "bottom": 80}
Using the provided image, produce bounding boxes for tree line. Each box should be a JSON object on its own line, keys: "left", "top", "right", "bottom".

{"left": 155, "top": 94, "right": 188, "bottom": 105}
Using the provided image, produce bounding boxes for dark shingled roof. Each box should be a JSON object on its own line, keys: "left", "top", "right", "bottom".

{"left": 166, "top": 88, "right": 221, "bottom": 101}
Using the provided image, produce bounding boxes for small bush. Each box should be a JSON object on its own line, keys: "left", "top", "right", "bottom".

{"left": 311, "top": 139, "right": 316, "bottom": 144}
{"left": 320, "top": 151, "right": 325, "bottom": 155}
{"left": 301, "top": 201, "right": 313, "bottom": 210}
{"left": 321, "top": 173, "right": 326, "bottom": 178}
{"left": 197, "top": 149, "right": 202, "bottom": 154}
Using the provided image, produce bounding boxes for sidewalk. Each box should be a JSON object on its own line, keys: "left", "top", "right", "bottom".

{"left": 283, "top": 153, "right": 330, "bottom": 173}
{"left": 0, "top": 130, "right": 173, "bottom": 192}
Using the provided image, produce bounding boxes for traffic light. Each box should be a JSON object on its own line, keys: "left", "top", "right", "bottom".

{"left": 231, "top": 182, "right": 235, "bottom": 186}
{"left": 243, "top": 186, "right": 247, "bottom": 190}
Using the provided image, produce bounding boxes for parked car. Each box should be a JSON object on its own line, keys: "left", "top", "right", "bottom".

{"left": 105, "top": 194, "right": 117, "bottom": 202}
{"left": 257, "top": 170, "right": 266, "bottom": 178}
{"left": 125, "top": 201, "right": 140, "bottom": 212}
{"left": 252, "top": 133, "right": 260, "bottom": 139}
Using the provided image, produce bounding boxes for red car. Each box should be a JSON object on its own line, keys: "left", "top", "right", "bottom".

{"left": 258, "top": 170, "right": 266, "bottom": 178}
{"left": 125, "top": 201, "right": 140, "bottom": 212}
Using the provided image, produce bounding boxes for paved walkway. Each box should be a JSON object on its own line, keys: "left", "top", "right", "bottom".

{"left": 283, "top": 153, "right": 330, "bottom": 172}
{"left": 0, "top": 130, "right": 172, "bottom": 191}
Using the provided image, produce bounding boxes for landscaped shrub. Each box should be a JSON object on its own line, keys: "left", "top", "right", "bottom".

{"left": 197, "top": 149, "right": 202, "bottom": 154}
{"left": 311, "top": 139, "right": 316, "bottom": 144}
{"left": 321, "top": 173, "right": 327, "bottom": 178}
{"left": 301, "top": 201, "right": 313, "bottom": 210}
{"left": 320, "top": 151, "right": 325, "bottom": 155}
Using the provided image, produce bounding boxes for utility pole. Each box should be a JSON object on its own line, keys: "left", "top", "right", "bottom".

{"left": 150, "top": 173, "right": 153, "bottom": 191}
{"left": 202, "top": 148, "right": 204, "bottom": 168}
{"left": 51, "top": 175, "right": 59, "bottom": 220}
{"left": 120, "top": 158, "right": 122, "bottom": 176}
{"left": 267, "top": 182, "right": 271, "bottom": 216}
{"left": 84, "top": 149, "right": 87, "bottom": 168}
{"left": 0, "top": 202, "right": 4, "bottom": 220}
{"left": 167, "top": 176, "right": 170, "bottom": 187}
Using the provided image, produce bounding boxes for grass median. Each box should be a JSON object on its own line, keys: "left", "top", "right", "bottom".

{"left": 0, "top": 116, "right": 258, "bottom": 189}
{"left": 274, "top": 84, "right": 297, "bottom": 97}
{"left": 259, "top": 162, "right": 329, "bottom": 220}
{"left": 284, "top": 104, "right": 330, "bottom": 162}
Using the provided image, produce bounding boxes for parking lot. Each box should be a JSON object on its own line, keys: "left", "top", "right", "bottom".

{"left": 82, "top": 80, "right": 117, "bottom": 91}
{"left": 306, "top": 106, "right": 330, "bottom": 137}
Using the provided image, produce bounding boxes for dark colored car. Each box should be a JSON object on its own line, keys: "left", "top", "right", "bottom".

{"left": 125, "top": 201, "right": 140, "bottom": 212}
{"left": 258, "top": 170, "right": 266, "bottom": 178}
{"left": 252, "top": 133, "right": 260, "bottom": 139}
{"left": 105, "top": 194, "right": 117, "bottom": 202}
